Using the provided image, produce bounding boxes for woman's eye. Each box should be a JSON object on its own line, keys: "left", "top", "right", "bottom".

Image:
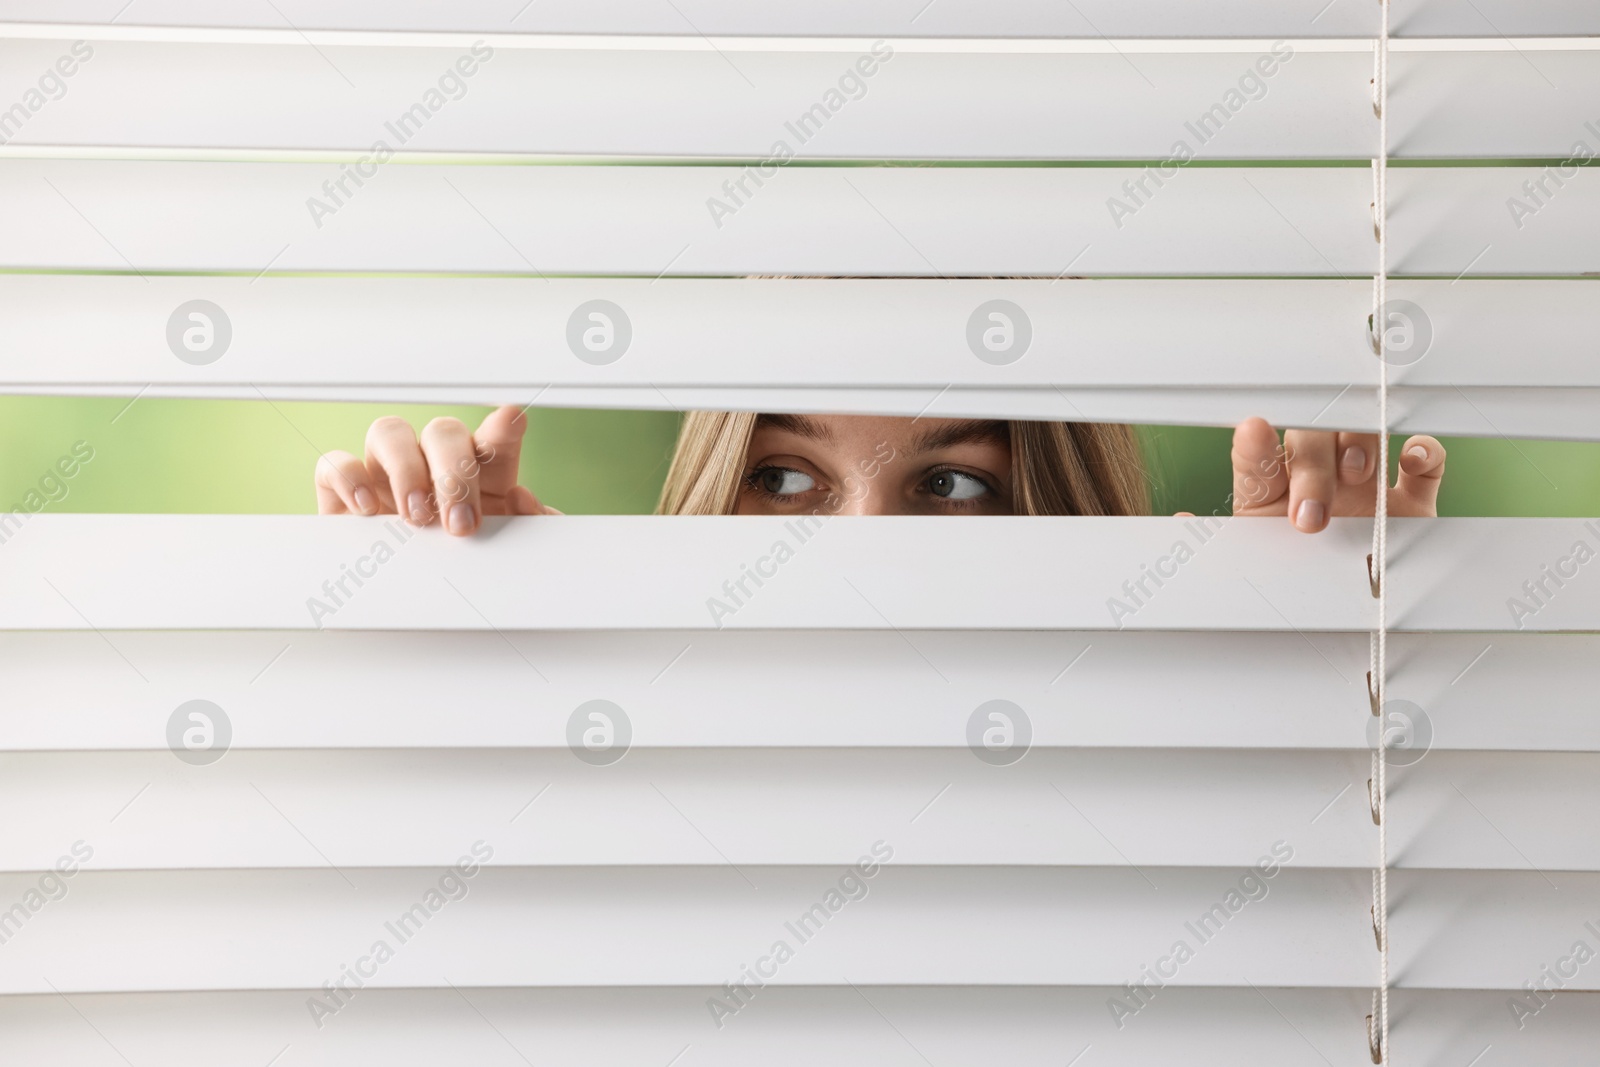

{"left": 928, "top": 470, "right": 989, "bottom": 501}
{"left": 754, "top": 467, "right": 816, "bottom": 496}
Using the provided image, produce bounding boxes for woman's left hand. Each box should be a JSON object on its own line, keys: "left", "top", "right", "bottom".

{"left": 1227, "top": 417, "right": 1446, "bottom": 532}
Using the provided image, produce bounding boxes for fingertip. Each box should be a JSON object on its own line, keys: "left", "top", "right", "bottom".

{"left": 1293, "top": 498, "right": 1328, "bottom": 534}
{"left": 481, "top": 404, "right": 527, "bottom": 437}
{"left": 314, "top": 451, "right": 373, "bottom": 515}
{"left": 405, "top": 489, "right": 433, "bottom": 526}
{"left": 446, "top": 502, "right": 478, "bottom": 536}
{"left": 1398, "top": 436, "right": 1445, "bottom": 476}
{"left": 1232, "top": 417, "right": 1277, "bottom": 450}
{"left": 1336, "top": 433, "right": 1375, "bottom": 485}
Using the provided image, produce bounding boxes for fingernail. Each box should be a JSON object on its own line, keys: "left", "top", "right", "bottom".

{"left": 1406, "top": 445, "right": 1428, "bottom": 462}
{"left": 448, "top": 503, "right": 475, "bottom": 535}
{"left": 1295, "top": 499, "right": 1325, "bottom": 532}
{"left": 353, "top": 487, "right": 376, "bottom": 514}
{"left": 1340, "top": 446, "right": 1367, "bottom": 472}
{"left": 407, "top": 491, "right": 429, "bottom": 525}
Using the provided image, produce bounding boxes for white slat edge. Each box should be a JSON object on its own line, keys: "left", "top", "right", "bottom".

{"left": 4, "top": 163, "right": 1596, "bottom": 276}
{"left": 12, "top": 383, "right": 1600, "bottom": 441}
{"left": 3, "top": 748, "right": 1594, "bottom": 871}
{"left": 0, "top": 866, "right": 1592, "bottom": 992}
{"left": 2, "top": 516, "right": 1597, "bottom": 632}
{"left": 0, "top": 988, "right": 1589, "bottom": 1067}
{"left": 1, "top": 0, "right": 1595, "bottom": 38}
{"left": 0, "top": 43, "right": 1361, "bottom": 160}
{"left": 5, "top": 630, "right": 1592, "bottom": 751}
{"left": 6, "top": 278, "right": 1598, "bottom": 388}
{"left": 2, "top": 42, "right": 1596, "bottom": 158}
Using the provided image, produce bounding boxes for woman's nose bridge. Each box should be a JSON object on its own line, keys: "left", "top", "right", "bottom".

{"left": 833, "top": 481, "right": 899, "bottom": 515}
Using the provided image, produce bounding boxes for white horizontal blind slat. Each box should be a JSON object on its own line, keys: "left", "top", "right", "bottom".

{"left": 5, "top": 748, "right": 1595, "bottom": 871}
{"left": 6, "top": 278, "right": 1598, "bottom": 387}
{"left": 4, "top": 41, "right": 1596, "bottom": 159}
{"left": 8, "top": 276, "right": 1600, "bottom": 436}
{"left": 0, "top": 42, "right": 1356, "bottom": 160}
{"left": 15, "top": 383, "right": 1600, "bottom": 441}
{"left": 3, "top": 988, "right": 1595, "bottom": 1067}
{"left": 3, "top": 0, "right": 1597, "bottom": 38}
{"left": 0, "top": 866, "right": 1378, "bottom": 992}
{"left": 7, "top": 630, "right": 1594, "bottom": 752}
{"left": 5, "top": 163, "right": 1596, "bottom": 276}
{"left": 0, "top": 867, "right": 1589, "bottom": 992}
{"left": 4, "top": 516, "right": 1600, "bottom": 632}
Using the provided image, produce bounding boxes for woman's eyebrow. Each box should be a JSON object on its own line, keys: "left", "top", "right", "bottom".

{"left": 912, "top": 419, "right": 1009, "bottom": 454}
{"left": 755, "top": 413, "right": 834, "bottom": 442}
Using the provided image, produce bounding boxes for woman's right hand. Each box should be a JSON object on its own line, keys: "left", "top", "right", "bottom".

{"left": 314, "top": 405, "right": 556, "bottom": 535}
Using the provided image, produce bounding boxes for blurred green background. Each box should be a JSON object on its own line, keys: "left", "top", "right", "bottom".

{"left": 2, "top": 396, "right": 1597, "bottom": 516}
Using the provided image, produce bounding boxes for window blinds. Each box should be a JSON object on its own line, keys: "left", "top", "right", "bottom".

{"left": 3, "top": 5, "right": 1599, "bottom": 1065}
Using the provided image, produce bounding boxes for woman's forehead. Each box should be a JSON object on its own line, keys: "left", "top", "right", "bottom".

{"left": 752, "top": 414, "right": 1008, "bottom": 455}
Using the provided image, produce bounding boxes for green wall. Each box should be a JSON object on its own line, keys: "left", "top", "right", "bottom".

{"left": 3, "top": 396, "right": 1596, "bottom": 517}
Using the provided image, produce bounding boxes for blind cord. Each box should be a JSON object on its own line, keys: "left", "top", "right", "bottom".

{"left": 1369, "top": 0, "right": 1392, "bottom": 1062}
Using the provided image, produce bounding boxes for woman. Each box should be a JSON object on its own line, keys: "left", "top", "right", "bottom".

{"left": 313, "top": 407, "right": 1446, "bottom": 530}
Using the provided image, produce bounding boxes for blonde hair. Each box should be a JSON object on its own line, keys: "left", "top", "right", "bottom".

{"left": 656, "top": 411, "right": 1150, "bottom": 516}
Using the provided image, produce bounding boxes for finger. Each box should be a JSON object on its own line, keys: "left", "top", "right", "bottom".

{"left": 470, "top": 405, "right": 529, "bottom": 506}
{"left": 1230, "top": 417, "right": 1289, "bottom": 514}
{"left": 1393, "top": 435, "right": 1446, "bottom": 516}
{"left": 362, "top": 416, "right": 432, "bottom": 524}
{"left": 1335, "top": 432, "right": 1380, "bottom": 486}
{"left": 314, "top": 451, "right": 378, "bottom": 516}
{"left": 420, "top": 416, "right": 482, "bottom": 535}
{"left": 1284, "top": 429, "right": 1337, "bottom": 533}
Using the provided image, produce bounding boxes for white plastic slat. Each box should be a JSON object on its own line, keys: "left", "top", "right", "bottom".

{"left": 7, "top": 277, "right": 1600, "bottom": 388}
{"left": 7, "top": 277, "right": 1600, "bottom": 438}
{"left": 6, "top": 630, "right": 1595, "bottom": 752}
{"left": 0, "top": 748, "right": 1377, "bottom": 871}
{"left": 3, "top": 162, "right": 1594, "bottom": 276}
{"left": 14, "top": 382, "right": 1600, "bottom": 441}
{"left": 4, "top": 516, "right": 1599, "bottom": 632}
{"left": 6, "top": 41, "right": 1597, "bottom": 160}
{"left": 0, "top": 865, "right": 1376, "bottom": 992}
{"left": 0, "top": 277, "right": 1376, "bottom": 386}
{"left": 0, "top": 161, "right": 1368, "bottom": 275}
{"left": 4, "top": 39, "right": 1598, "bottom": 161}
{"left": 0, "top": 866, "right": 1593, "bottom": 993}
{"left": 0, "top": 40, "right": 1373, "bottom": 160}
{"left": 2, "top": 0, "right": 1596, "bottom": 38}
{"left": 0, "top": 988, "right": 1593, "bottom": 1067}
{"left": 4, "top": 748, "right": 1595, "bottom": 872}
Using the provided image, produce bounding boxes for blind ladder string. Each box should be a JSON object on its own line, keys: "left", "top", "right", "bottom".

{"left": 1368, "top": 0, "right": 1392, "bottom": 1061}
